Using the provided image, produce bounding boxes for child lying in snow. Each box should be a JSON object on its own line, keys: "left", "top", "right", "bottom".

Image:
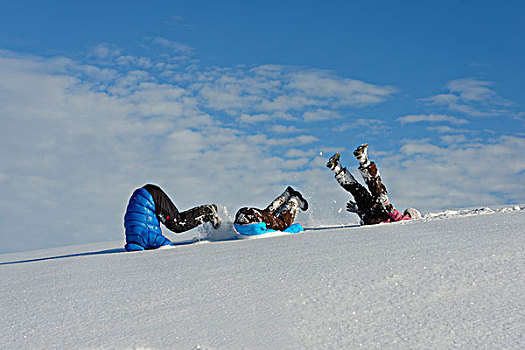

{"left": 234, "top": 187, "right": 308, "bottom": 236}
{"left": 327, "top": 144, "right": 421, "bottom": 225}
{"left": 124, "top": 184, "right": 220, "bottom": 251}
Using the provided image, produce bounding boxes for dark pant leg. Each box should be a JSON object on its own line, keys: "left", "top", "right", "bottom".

{"left": 358, "top": 162, "right": 388, "bottom": 202}
{"left": 142, "top": 184, "right": 215, "bottom": 233}
{"left": 359, "top": 161, "right": 401, "bottom": 218}
{"left": 264, "top": 193, "right": 289, "bottom": 215}
{"left": 168, "top": 205, "right": 217, "bottom": 233}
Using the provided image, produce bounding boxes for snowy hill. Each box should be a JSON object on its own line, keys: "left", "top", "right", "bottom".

{"left": 1, "top": 206, "right": 524, "bottom": 349}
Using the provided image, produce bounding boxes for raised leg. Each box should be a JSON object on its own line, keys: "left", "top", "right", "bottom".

{"left": 258, "top": 187, "right": 308, "bottom": 231}
{"left": 358, "top": 162, "right": 389, "bottom": 205}
{"left": 265, "top": 187, "right": 294, "bottom": 214}
{"left": 168, "top": 204, "right": 220, "bottom": 232}
{"left": 353, "top": 145, "right": 392, "bottom": 210}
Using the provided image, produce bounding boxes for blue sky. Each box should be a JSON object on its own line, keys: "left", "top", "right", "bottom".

{"left": 1, "top": 0, "right": 524, "bottom": 253}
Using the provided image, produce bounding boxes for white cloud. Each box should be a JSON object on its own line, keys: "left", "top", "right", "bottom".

{"left": 163, "top": 15, "right": 193, "bottom": 29}
{"left": 426, "top": 125, "right": 474, "bottom": 134}
{"left": 192, "top": 65, "right": 395, "bottom": 121}
{"left": 116, "top": 55, "right": 153, "bottom": 68}
{"left": 271, "top": 125, "right": 305, "bottom": 134}
{"left": 90, "top": 43, "right": 122, "bottom": 59}
{"left": 266, "top": 135, "right": 319, "bottom": 147}
{"left": 421, "top": 78, "right": 512, "bottom": 117}
{"left": 239, "top": 112, "right": 294, "bottom": 124}
{"left": 398, "top": 141, "right": 443, "bottom": 156}
{"left": 2, "top": 50, "right": 349, "bottom": 252}
{"left": 336, "top": 118, "right": 389, "bottom": 134}
{"left": 514, "top": 112, "right": 525, "bottom": 122}
{"left": 303, "top": 109, "right": 342, "bottom": 122}
{"left": 447, "top": 79, "right": 499, "bottom": 103}
{"left": 151, "top": 37, "right": 194, "bottom": 55}
{"left": 0, "top": 48, "right": 522, "bottom": 253}
{"left": 285, "top": 148, "right": 317, "bottom": 158}
{"left": 287, "top": 70, "right": 396, "bottom": 106}
{"left": 440, "top": 134, "right": 469, "bottom": 144}
{"left": 397, "top": 114, "right": 468, "bottom": 125}
{"left": 239, "top": 113, "right": 272, "bottom": 123}
{"left": 377, "top": 136, "right": 525, "bottom": 211}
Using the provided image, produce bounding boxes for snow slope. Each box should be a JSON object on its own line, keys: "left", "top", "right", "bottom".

{"left": 1, "top": 206, "right": 524, "bottom": 349}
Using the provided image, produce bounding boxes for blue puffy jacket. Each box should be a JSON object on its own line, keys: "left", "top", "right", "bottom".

{"left": 124, "top": 188, "right": 173, "bottom": 251}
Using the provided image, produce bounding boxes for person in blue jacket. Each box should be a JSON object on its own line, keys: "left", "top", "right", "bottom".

{"left": 234, "top": 186, "right": 308, "bottom": 236}
{"left": 124, "top": 184, "right": 220, "bottom": 251}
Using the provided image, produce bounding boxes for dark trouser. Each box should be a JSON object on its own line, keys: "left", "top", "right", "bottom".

{"left": 166, "top": 205, "right": 217, "bottom": 233}
{"left": 335, "top": 162, "right": 390, "bottom": 225}
{"left": 234, "top": 191, "right": 300, "bottom": 231}
{"left": 142, "top": 184, "right": 216, "bottom": 233}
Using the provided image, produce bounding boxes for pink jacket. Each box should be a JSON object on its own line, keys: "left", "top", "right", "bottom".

{"left": 383, "top": 208, "right": 412, "bottom": 223}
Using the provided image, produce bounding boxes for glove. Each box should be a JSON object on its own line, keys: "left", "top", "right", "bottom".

{"left": 346, "top": 200, "right": 359, "bottom": 214}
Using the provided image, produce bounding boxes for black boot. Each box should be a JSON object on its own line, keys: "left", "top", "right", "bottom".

{"left": 208, "top": 204, "right": 221, "bottom": 229}
{"left": 326, "top": 152, "right": 342, "bottom": 173}
{"left": 353, "top": 143, "right": 370, "bottom": 167}
{"left": 291, "top": 189, "right": 309, "bottom": 211}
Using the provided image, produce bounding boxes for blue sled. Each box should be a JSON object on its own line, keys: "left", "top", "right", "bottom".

{"left": 234, "top": 222, "right": 304, "bottom": 237}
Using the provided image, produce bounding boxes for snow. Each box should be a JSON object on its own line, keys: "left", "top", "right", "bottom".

{"left": 1, "top": 206, "right": 524, "bottom": 349}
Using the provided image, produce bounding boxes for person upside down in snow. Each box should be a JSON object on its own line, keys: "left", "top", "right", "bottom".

{"left": 124, "top": 184, "right": 221, "bottom": 251}
{"left": 234, "top": 186, "right": 309, "bottom": 235}
{"left": 327, "top": 144, "right": 421, "bottom": 225}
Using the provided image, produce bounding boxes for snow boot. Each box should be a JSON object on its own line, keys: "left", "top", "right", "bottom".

{"left": 209, "top": 204, "right": 221, "bottom": 229}
{"left": 326, "top": 152, "right": 342, "bottom": 173}
{"left": 284, "top": 186, "right": 294, "bottom": 202}
{"left": 291, "top": 190, "right": 309, "bottom": 211}
{"left": 353, "top": 143, "right": 370, "bottom": 168}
